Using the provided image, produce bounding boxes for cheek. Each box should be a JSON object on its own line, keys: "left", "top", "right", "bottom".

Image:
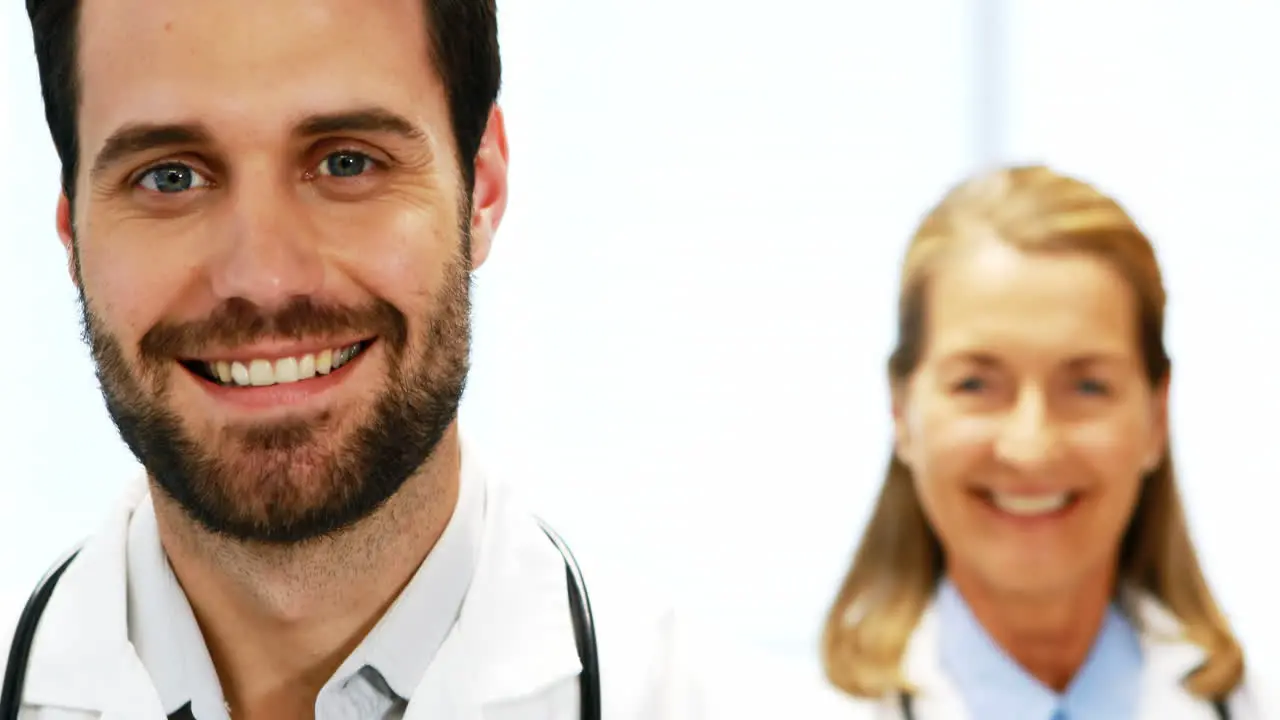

{"left": 910, "top": 412, "right": 996, "bottom": 530}
{"left": 912, "top": 410, "right": 995, "bottom": 490}
{"left": 1071, "top": 414, "right": 1151, "bottom": 470}
{"left": 328, "top": 200, "right": 459, "bottom": 303}
{"left": 76, "top": 225, "right": 200, "bottom": 346}
{"left": 1069, "top": 420, "right": 1149, "bottom": 515}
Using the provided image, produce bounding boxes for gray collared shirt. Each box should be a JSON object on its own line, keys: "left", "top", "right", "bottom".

{"left": 126, "top": 468, "right": 485, "bottom": 719}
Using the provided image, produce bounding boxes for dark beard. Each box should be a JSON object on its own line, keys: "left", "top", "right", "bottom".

{"left": 80, "top": 246, "right": 472, "bottom": 546}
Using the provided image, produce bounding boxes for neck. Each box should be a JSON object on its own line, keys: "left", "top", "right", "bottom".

{"left": 948, "top": 562, "right": 1117, "bottom": 693}
{"left": 152, "top": 425, "right": 462, "bottom": 719}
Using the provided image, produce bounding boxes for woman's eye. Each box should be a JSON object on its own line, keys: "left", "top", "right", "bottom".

{"left": 137, "top": 163, "right": 209, "bottom": 194}
{"left": 954, "top": 376, "right": 986, "bottom": 393}
{"left": 318, "top": 151, "right": 376, "bottom": 178}
{"left": 1076, "top": 378, "right": 1111, "bottom": 396}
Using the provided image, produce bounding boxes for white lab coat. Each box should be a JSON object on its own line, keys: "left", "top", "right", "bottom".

{"left": 1, "top": 469, "right": 863, "bottom": 720}
{"left": 860, "top": 592, "right": 1276, "bottom": 720}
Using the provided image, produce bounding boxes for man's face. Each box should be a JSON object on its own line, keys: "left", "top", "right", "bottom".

{"left": 66, "top": 0, "right": 507, "bottom": 543}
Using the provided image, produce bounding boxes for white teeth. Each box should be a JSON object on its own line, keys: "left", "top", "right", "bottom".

{"left": 990, "top": 492, "right": 1072, "bottom": 517}
{"left": 230, "top": 361, "right": 250, "bottom": 386}
{"left": 248, "top": 359, "right": 274, "bottom": 386}
{"left": 298, "top": 354, "right": 316, "bottom": 380}
{"left": 204, "top": 342, "right": 363, "bottom": 387}
{"left": 274, "top": 356, "right": 299, "bottom": 384}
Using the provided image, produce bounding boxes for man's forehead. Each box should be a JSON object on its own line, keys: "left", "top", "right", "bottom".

{"left": 76, "top": 0, "right": 434, "bottom": 99}
{"left": 75, "top": 0, "right": 442, "bottom": 148}
{"left": 78, "top": 0, "right": 428, "bottom": 38}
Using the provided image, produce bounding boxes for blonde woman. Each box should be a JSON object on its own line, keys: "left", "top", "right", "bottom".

{"left": 823, "top": 166, "right": 1271, "bottom": 719}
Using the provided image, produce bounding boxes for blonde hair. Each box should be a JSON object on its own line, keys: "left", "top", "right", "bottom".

{"left": 822, "top": 164, "right": 1244, "bottom": 700}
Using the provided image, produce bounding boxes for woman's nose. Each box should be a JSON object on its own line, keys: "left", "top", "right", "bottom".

{"left": 993, "top": 388, "right": 1063, "bottom": 471}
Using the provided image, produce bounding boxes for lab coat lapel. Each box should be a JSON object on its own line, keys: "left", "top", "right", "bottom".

{"left": 1128, "top": 592, "right": 1216, "bottom": 720}
{"left": 97, "top": 649, "right": 172, "bottom": 720}
{"left": 895, "top": 601, "right": 970, "bottom": 720}
{"left": 403, "top": 471, "right": 583, "bottom": 719}
{"left": 19, "top": 475, "right": 170, "bottom": 718}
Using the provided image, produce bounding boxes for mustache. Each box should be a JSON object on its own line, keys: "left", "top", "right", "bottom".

{"left": 137, "top": 296, "right": 408, "bottom": 361}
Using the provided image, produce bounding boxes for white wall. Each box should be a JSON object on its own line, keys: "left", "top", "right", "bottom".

{"left": 2, "top": 0, "right": 1274, "bottom": 684}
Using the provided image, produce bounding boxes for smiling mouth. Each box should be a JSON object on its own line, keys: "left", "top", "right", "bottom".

{"left": 181, "top": 339, "right": 374, "bottom": 388}
{"left": 976, "top": 489, "right": 1082, "bottom": 518}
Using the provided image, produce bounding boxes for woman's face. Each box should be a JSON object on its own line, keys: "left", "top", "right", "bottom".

{"left": 894, "top": 239, "right": 1168, "bottom": 599}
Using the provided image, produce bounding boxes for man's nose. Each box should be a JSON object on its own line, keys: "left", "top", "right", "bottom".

{"left": 206, "top": 180, "right": 325, "bottom": 310}
{"left": 993, "top": 388, "right": 1063, "bottom": 471}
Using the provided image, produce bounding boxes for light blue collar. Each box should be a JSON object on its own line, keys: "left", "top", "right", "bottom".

{"left": 936, "top": 579, "right": 1144, "bottom": 720}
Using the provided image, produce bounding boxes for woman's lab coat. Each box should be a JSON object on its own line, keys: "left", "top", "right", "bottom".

{"left": 862, "top": 592, "right": 1275, "bottom": 720}
{"left": 2, "top": 470, "right": 860, "bottom": 720}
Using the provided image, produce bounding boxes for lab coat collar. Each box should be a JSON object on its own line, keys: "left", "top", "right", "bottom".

{"left": 17, "top": 448, "right": 583, "bottom": 717}
{"left": 20, "top": 474, "right": 161, "bottom": 715}
{"left": 1122, "top": 587, "right": 1209, "bottom": 683}
{"left": 408, "top": 463, "right": 583, "bottom": 710}
{"left": 902, "top": 583, "right": 1209, "bottom": 697}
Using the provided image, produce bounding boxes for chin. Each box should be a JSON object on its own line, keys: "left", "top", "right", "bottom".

{"left": 977, "top": 558, "right": 1101, "bottom": 600}
{"left": 196, "top": 437, "right": 355, "bottom": 506}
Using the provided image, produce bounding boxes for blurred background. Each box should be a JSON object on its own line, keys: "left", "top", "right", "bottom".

{"left": 2, "top": 0, "right": 1277, "bottom": 681}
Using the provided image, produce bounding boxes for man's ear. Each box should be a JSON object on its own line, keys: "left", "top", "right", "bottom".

{"left": 56, "top": 193, "right": 79, "bottom": 288}
{"left": 467, "top": 104, "right": 509, "bottom": 271}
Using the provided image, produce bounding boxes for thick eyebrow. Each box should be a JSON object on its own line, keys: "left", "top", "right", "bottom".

{"left": 91, "top": 122, "right": 213, "bottom": 180}
{"left": 294, "top": 108, "right": 429, "bottom": 145}
{"left": 89, "top": 107, "right": 430, "bottom": 181}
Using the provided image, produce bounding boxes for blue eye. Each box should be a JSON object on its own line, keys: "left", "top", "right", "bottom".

{"left": 954, "top": 377, "right": 985, "bottom": 393}
{"left": 137, "top": 163, "right": 208, "bottom": 194}
{"left": 320, "top": 151, "right": 374, "bottom": 178}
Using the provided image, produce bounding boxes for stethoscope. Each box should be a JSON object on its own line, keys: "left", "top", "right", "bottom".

{"left": 0, "top": 519, "right": 601, "bottom": 720}
{"left": 895, "top": 683, "right": 1232, "bottom": 719}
